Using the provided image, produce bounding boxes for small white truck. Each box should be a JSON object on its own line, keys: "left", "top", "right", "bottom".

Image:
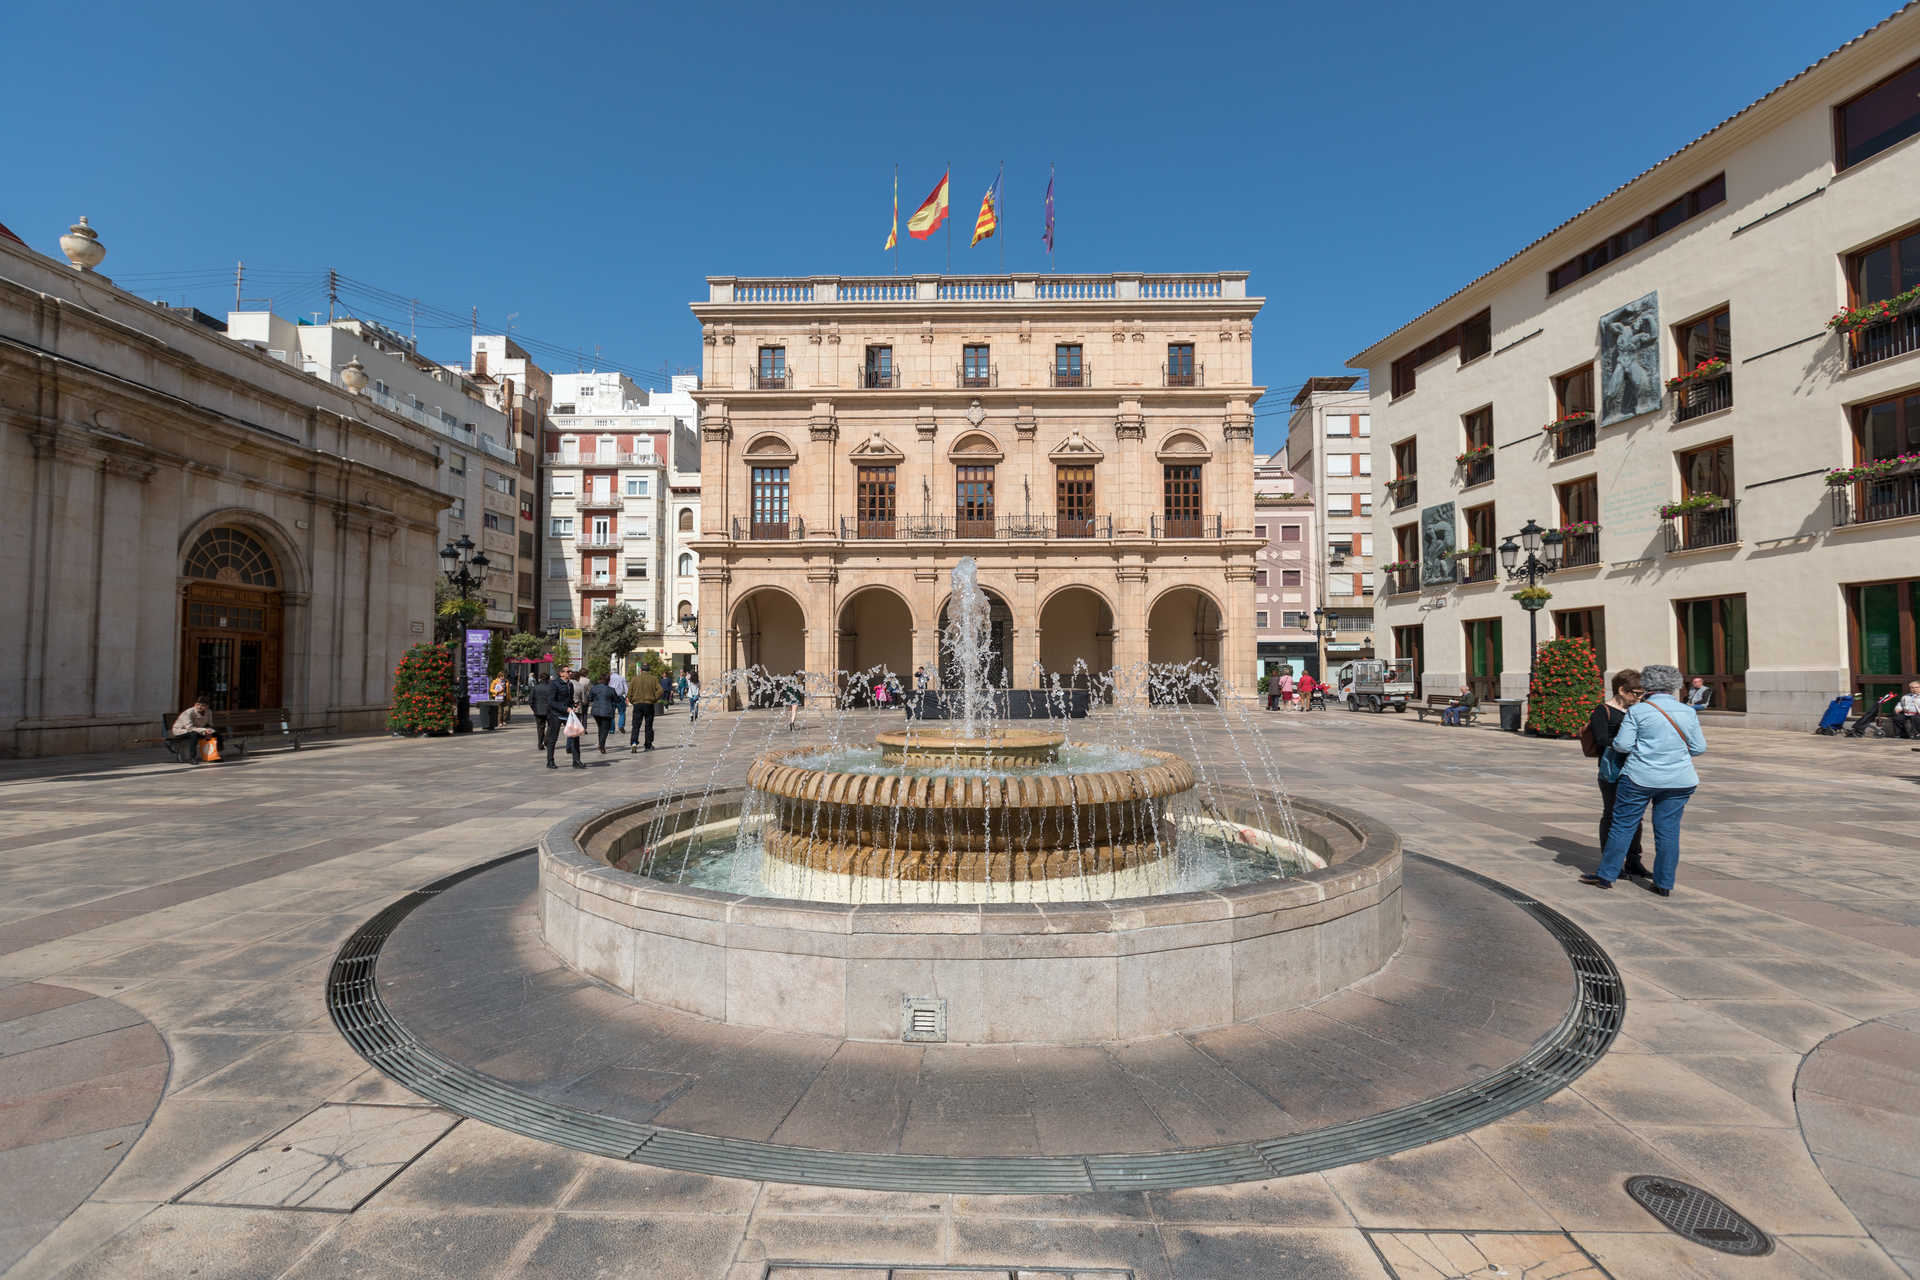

{"left": 1338, "top": 659, "right": 1414, "bottom": 713}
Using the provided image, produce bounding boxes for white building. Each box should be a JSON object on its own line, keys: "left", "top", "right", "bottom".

{"left": 225, "top": 312, "right": 521, "bottom": 629}
{"left": 544, "top": 371, "right": 701, "bottom": 669}
{"left": 1252, "top": 450, "right": 1318, "bottom": 680}
{"left": 1353, "top": 8, "right": 1920, "bottom": 727}
{"left": 1283, "top": 378, "right": 1376, "bottom": 668}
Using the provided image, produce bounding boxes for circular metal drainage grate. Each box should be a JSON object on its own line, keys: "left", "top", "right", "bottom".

{"left": 327, "top": 850, "right": 1624, "bottom": 1194}
{"left": 1625, "top": 1175, "right": 1773, "bottom": 1256}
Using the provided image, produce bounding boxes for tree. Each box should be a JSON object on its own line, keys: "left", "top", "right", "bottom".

{"left": 1525, "top": 637, "right": 1603, "bottom": 738}
{"left": 635, "top": 648, "right": 672, "bottom": 682}
{"left": 590, "top": 603, "right": 643, "bottom": 668}
{"left": 433, "top": 580, "right": 485, "bottom": 643}
{"left": 485, "top": 631, "right": 506, "bottom": 679}
{"left": 389, "top": 642, "right": 457, "bottom": 734}
{"left": 505, "top": 632, "right": 546, "bottom": 662}
{"left": 550, "top": 635, "right": 573, "bottom": 671}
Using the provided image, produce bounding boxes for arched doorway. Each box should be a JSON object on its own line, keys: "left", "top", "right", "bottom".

{"left": 179, "top": 526, "right": 285, "bottom": 712}
{"left": 838, "top": 588, "right": 913, "bottom": 700}
{"left": 1148, "top": 587, "right": 1223, "bottom": 701}
{"left": 729, "top": 588, "right": 806, "bottom": 706}
{"left": 1038, "top": 587, "right": 1113, "bottom": 688}
{"left": 937, "top": 588, "right": 1013, "bottom": 689}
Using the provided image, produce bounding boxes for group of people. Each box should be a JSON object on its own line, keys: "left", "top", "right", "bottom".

{"left": 528, "top": 665, "right": 700, "bottom": 769}
{"left": 1269, "top": 669, "right": 1323, "bottom": 710}
{"left": 1581, "top": 663, "right": 1708, "bottom": 897}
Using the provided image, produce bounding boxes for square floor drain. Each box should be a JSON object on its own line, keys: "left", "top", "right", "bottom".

{"left": 902, "top": 995, "right": 947, "bottom": 1042}
{"left": 1366, "top": 1230, "right": 1606, "bottom": 1280}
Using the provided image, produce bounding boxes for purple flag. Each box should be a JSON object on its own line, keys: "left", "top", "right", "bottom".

{"left": 1042, "top": 166, "right": 1054, "bottom": 255}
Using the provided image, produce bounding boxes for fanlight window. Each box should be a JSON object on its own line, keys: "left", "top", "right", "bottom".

{"left": 184, "top": 527, "right": 279, "bottom": 587}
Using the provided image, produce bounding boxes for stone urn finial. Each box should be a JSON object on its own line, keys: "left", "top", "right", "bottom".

{"left": 340, "top": 355, "right": 370, "bottom": 394}
{"left": 59, "top": 216, "right": 105, "bottom": 271}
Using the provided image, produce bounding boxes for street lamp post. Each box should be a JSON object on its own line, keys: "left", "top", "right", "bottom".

{"left": 1310, "top": 606, "right": 1338, "bottom": 688}
{"left": 1497, "top": 517, "right": 1565, "bottom": 666}
{"left": 439, "top": 535, "right": 491, "bottom": 735}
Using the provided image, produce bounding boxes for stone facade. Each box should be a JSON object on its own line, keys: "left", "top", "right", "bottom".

{"left": 0, "top": 231, "right": 445, "bottom": 756}
{"left": 1354, "top": 13, "right": 1920, "bottom": 728}
{"left": 690, "top": 272, "right": 1265, "bottom": 695}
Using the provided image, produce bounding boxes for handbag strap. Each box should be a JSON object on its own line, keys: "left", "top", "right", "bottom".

{"left": 1643, "top": 697, "right": 1686, "bottom": 741}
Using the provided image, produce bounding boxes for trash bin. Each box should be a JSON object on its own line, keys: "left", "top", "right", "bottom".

{"left": 477, "top": 701, "right": 500, "bottom": 731}
{"left": 1496, "top": 699, "right": 1523, "bottom": 733}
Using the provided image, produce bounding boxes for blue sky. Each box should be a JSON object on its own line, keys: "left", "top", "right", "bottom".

{"left": 1, "top": 0, "right": 1900, "bottom": 452}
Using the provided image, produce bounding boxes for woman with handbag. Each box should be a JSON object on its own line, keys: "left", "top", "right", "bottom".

{"left": 1583, "top": 669, "right": 1649, "bottom": 879}
{"left": 1582, "top": 664, "right": 1707, "bottom": 896}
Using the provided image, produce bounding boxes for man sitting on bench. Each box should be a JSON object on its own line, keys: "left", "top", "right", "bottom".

{"left": 170, "top": 695, "right": 227, "bottom": 761}
{"left": 1441, "top": 684, "right": 1477, "bottom": 726}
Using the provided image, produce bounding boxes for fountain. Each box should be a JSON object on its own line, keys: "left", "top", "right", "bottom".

{"left": 538, "top": 556, "right": 1403, "bottom": 1044}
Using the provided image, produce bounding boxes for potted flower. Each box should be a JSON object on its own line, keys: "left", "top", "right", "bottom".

{"left": 1558, "top": 520, "right": 1601, "bottom": 535}
{"left": 1665, "top": 357, "right": 1730, "bottom": 392}
{"left": 1379, "top": 559, "right": 1418, "bottom": 573}
{"left": 1451, "top": 543, "right": 1490, "bottom": 561}
{"left": 1455, "top": 443, "right": 1493, "bottom": 466}
{"left": 1386, "top": 475, "right": 1418, "bottom": 492}
{"left": 1827, "top": 284, "right": 1920, "bottom": 335}
{"left": 1826, "top": 452, "right": 1920, "bottom": 485}
{"left": 1541, "top": 409, "right": 1594, "bottom": 436}
{"left": 1511, "top": 585, "right": 1553, "bottom": 610}
{"left": 1658, "top": 494, "right": 1729, "bottom": 519}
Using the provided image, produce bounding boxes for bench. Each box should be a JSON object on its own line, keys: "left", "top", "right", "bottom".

{"left": 1413, "top": 695, "right": 1479, "bottom": 725}
{"left": 158, "top": 709, "right": 336, "bottom": 761}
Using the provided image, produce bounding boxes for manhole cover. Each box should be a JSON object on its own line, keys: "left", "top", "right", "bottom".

{"left": 1624, "top": 1175, "right": 1772, "bottom": 1256}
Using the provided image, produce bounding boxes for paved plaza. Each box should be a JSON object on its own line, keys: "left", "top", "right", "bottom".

{"left": 1, "top": 705, "right": 1917, "bottom": 1279}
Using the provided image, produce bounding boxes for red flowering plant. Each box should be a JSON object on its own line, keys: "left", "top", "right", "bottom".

{"left": 1455, "top": 443, "right": 1493, "bottom": 466}
{"left": 1525, "top": 636, "right": 1602, "bottom": 739}
{"left": 1541, "top": 409, "right": 1594, "bottom": 434}
{"left": 1658, "top": 494, "right": 1727, "bottom": 519}
{"left": 1558, "top": 520, "right": 1601, "bottom": 535}
{"left": 1825, "top": 452, "right": 1920, "bottom": 485}
{"left": 1664, "top": 358, "right": 1729, "bottom": 392}
{"left": 1827, "top": 284, "right": 1920, "bottom": 335}
{"left": 388, "top": 642, "right": 457, "bottom": 735}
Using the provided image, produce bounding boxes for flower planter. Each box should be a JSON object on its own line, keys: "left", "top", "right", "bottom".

{"left": 1658, "top": 495, "right": 1729, "bottom": 520}
{"left": 1828, "top": 285, "right": 1920, "bottom": 335}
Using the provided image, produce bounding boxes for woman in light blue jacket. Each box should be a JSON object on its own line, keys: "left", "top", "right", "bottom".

{"left": 1581, "top": 664, "right": 1706, "bottom": 897}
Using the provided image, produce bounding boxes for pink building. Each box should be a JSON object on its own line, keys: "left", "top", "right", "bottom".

{"left": 1253, "top": 450, "right": 1318, "bottom": 680}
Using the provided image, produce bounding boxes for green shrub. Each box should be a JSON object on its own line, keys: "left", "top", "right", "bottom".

{"left": 1526, "top": 637, "right": 1602, "bottom": 739}
{"left": 389, "top": 642, "right": 456, "bottom": 734}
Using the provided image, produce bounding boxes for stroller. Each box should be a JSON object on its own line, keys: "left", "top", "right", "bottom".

{"left": 1814, "top": 695, "right": 1854, "bottom": 735}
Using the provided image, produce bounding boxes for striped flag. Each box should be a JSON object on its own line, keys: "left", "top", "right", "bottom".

{"left": 883, "top": 168, "right": 898, "bottom": 252}
{"left": 907, "top": 171, "right": 949, "bottom": 240}
{"left": 1042, "top": 166, "right": 1055, "bottom": 255}
{"left": 970, "top": 166, "right": 1002, "bottom": 247}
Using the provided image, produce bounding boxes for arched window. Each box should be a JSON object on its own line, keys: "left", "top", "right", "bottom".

{"left": 677, "top": 600, "right": 695, "bottom": 624}
{"left": 184, "top": 527, "right": 279, "bottom": 587}
{"left": 678, "top": 507, "right": 694, "bottom": 532}
{"left": 677, "top": 552, "right": 695, "bottom": 576}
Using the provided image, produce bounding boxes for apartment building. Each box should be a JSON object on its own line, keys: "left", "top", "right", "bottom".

{"left": 1252, "top": 451, "right": 1319, "bottom": 679}
{"left": 1283, "top": 378, "right": 1376, "bottom": 666}
{"left": 224, "top": 312, "right": 521, "bottom": 630}
{"left": 465, "top": 336, "right": 553, "bottom": 633}
{"left": 1354, "top": 7, "right": 1920, "bottom": 727}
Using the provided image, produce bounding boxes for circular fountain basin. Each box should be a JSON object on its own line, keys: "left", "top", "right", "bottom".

{"left": 538, "top": 789, "right": 1402, "bottom": 1045}
{"left": 873, "top": 726, "right": 1065, "bottom": 767}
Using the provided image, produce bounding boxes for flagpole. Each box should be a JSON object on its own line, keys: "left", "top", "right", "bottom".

{"left": 998, "top": 161, "right": 1005, "bottom": 274}
{"left": 945, "top": 159, "right": 952, "bottom": 275}
{"left": 893, "top": 163, "right": 900, "bottom": 277}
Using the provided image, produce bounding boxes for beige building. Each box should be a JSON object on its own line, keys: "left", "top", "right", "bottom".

{"left": 1282, "top": 377, "right": 1378, "bottom": 670}
{"left": 1, "top": 221, "right": 444, "bottom": 756}
{"left": 1355, "top": 10, "right": 1920, "bottom": 728}
{"left": 689, "top": 272, "right": 1264, "bottom": 695}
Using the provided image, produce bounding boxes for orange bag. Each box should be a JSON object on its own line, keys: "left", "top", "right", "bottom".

{"left": 198, "top": 736, "right": 221, "bottom": 763}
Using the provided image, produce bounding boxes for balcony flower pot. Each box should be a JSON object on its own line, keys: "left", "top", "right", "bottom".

{"left": 1450, "top": 545, "right": 1490, "bottom": 562}
{"left": 1664, "top": 358, "right": 1730, "bottom": 392}
{"left": 1828, "top": 453, "right": 1920, "bottom": 484}
{"left": 1454, "top": 445, "right": 1493, "bottom": 467}
{"left": 1379, "top": 560, "right": 1417, "bottom": 574}
{"left": 1557, "top": 521, "right": 1601, "bottom": 536}
{"left": 1827, "top": 284, "right": 1920, "bottom": 335}
{"left": 1658, "top": 494, "right": 1729, "bottom": 519}
{"left": 1541, "top": 411, "right": 1594, "bottom": 436}
{"left": 1511, "top": 586, "right": 1552, "bottom": 611}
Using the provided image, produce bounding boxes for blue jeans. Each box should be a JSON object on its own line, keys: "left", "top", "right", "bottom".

{"left": 1597, "top": 776, "right": 1695, "bottom": 890}
{"left": 615, "top": 705, "right": 626, "bottom": 732}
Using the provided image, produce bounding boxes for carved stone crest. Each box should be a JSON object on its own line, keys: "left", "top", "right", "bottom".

{"left": 965, "top": 399, "right": 985, "bottom": 427}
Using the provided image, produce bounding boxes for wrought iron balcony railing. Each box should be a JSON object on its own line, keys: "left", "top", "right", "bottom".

{"left": 1460, "top": 454, "right": 1494, "bottom": 487}
{"left": 1388, "top": 476, "right": 1418, "bottom": 510}
{"left": 956, "top": 363, "right": 998, "bottom": 389}
{"left": 1830, "top": 472, "right": 1920, "bottom": 527}
{"left": 748, "top": 368, "right": 790, "bottom": 390}
{"left": 1551, "top": 417, "right": 1596, "bottom": 459}
{"left": 1162, "top": 361, "right": 1203, "bottom": 388}
{"left": 1455, "top": 554, "right": 1496, "bottom": 585}
{"left": 1663, "top": 500, "right": 1738, "bottom": 551}
{"left": 732, "top": 515, "right": 805, "bottom": 541}
{"left": 1847, "top": 308, "right": 1920, "bottom": 370}
{"left": 1151, "top": 513, "right": 1223, "bottom": 538}
{"left": 1559, "top": 529, "right": 1601, "bottom": 568}
{"left": 858, "top": 367, "right": 899, "bottom": 389}
{"left": 1049, "top": 362, "right": 1091, "bottom": 388}
{"left": 1673, "top": 372, "right": 1732, "bottom": 422}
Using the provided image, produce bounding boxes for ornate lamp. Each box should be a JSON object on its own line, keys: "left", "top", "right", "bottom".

{"left": 1498, "top": 536, "right": 1520, "bottom": 574}
{"left": 1542, "top": 527, "right": 1565, "bottom": 570}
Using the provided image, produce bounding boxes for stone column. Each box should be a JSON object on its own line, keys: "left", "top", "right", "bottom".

{"left": 1222, "top": 562, "right": 1256, "bottom": 690}
{"left": 1012, "top": 565, "right": 1040, "bottom": 687}
{"left": 911, "top": 566, "right": 940, "bottom": 680}
{"left": 805, "top": 566, "right": 837, "bottom": 692}
{"left": 1114, "top": 404, "right": 1146, "bottom": 539}
{"left": 701, "top": 416, "right": 732, "bottom": 537}
{"left": 806, "top": 407, "right": 837, "bottom": 539}
{"left": 1222, "top": 407, "right": 1256, "bottom": 538}
{"left": 1114, "top": 564, "right": 1149, "bottom": 704}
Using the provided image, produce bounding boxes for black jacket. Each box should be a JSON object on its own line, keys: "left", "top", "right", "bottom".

{"left": 543, "top": 677, "right": 576, "bottom": 719}
{"left": 587, "top": 682, "right": 622, "bottom": 717}
{"left": 529, "top": 680, "right": 554, "bottom": 717}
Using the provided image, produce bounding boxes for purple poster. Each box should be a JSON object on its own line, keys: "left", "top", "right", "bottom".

{"left": 465, "top": 628, "right": 492, "bottom": 705}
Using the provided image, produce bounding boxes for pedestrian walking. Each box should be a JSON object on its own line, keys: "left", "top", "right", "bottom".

{"left": 545, "top": 670, "right": 584, "bottom": 770}
{"left": 676, "top": 673, "right": 689, "bottom": 706}
{"left": 490, "top": 673, "right": 512, "bottom": 724}
{"left": 1296, "top": 672, "right": 1317, "bottom": 711}
{"left": 571, "top": 667, "right": 591, "bottom": 713}
{"left": 1586, "top": 668, "right": 1649, "bottom": 879}
{"left": 628, "top": 664, "right": 663, "bottom": 752}
{"left": 1277, "top": 669, "right": 1296, "bottom": 708}
{"left": 588, "top": 672, "right": 621, "bottom": 753}
{"left": 610, "top": 667, "right": 629, "bottom": 735}
{"left": 1582, "top": 664, "right": 1706, "bottom": 896}
{"left": 786, "top": 671, "right": 805, "bottom": 732}
{"left": 529, "top": 672, "right": 554, "bottom": 752}
{"left": 686, "top": 672, "right": 702, "bottom": 723}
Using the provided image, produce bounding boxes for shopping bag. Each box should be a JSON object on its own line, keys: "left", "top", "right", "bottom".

{"left": 563, "top": 710, "right": 584, "bottom": 739}
{"left": 198, "top": 736, "right": 221, "bottom": 763}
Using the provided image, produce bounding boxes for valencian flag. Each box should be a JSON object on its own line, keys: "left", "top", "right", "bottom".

{"left": 907, "top": 170, "right": 950, "bottom": 240}
{"left": 883, "top": 168, "right": 898, "bottom": 252}
{"left": 970, "top": 166, "right": 1002, "bottom": 247}
{"left": 1042, "top": 165, "right": 1055, "bottom": 255}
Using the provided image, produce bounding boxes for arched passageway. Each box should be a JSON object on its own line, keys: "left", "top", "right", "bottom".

{"left": 937, "top": 588, "right": 1013, "bottom": 690}
{"left": 1147, "top": 587, "right": 1223, "bottom": 701}
{"left": 729, "top": 589, "right": 806, "bottom": 706}
{"left": 1037, "top": 587, "right": 1114, "bottom": 689}
{"left": 838, "top": 588, "right": 914, "bottom": 701}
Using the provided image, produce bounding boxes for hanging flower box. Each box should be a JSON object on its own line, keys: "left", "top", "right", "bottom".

{"left": 1450, "top": 544, "right": 1490, "bottom": 561}
{"left": 1511, "top": 585, "right": 1553, "bottom": 610}
{"left": 1379, "top": 559, "right": 1418, "bottom": 573}
{"left": 1827, "top": 285, "right": 1920, "bottom": 335}
{"left": 1664, "top": 358, "right": 1730, "bottom": 392}
{"left": 1658, "top": 494, "right": 1729, "bottom": 519}
{"left": 1455, "top": 444, "right": 1493, "bottom": 466}
{"left": 1386, "top": 476, "right": 1418, "bottom": 493}
{"left": 1557, "top": 520, "right": 1601, "bottom": 536}
{"left": 1826, "top": 452, "right": 1920, "bottom": 485}
{"left": 1541, "top": 410, "right": 1594, "bottom": 436}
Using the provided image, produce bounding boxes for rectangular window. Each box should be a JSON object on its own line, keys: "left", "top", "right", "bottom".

{"left": 1357, "top": 453, "right": 1373, "bottom": 475}
{"left": 1391, "top": 312, "right": 1488, "bottom": 398}
{"left": 1680, "top": 440, "right": 1735, "bottom": 499}
{"left": 448, "top": 452, "right": 466, "bottom": 475}
{"left": 1676, "top": 594, "right": 1749, "bottom": 712}
{"left": 547, "top": 557, "right": 568, "bottom": 578}
{"left": 1054, "top": 343, "right": 1084, "bottom": 387}
{"left": 1557, "top": 476, "right": 1601, "bottom": 568}
{"left": 1254, "top": 523, "right": 1268, "bottom": 539}
{"left": 1547, "top": 173, "right": 1725, "bottom": 292}
{"left": 962, "top": 344, "right": 992, "bottom": 387}
{"left": 1162, "top": 464, "right": 1202, "bottom": 536}
{"left": 864, "top": 344, "right": 894, "bottom": 388}
{"left": 1255, "top": 610, "right": 1269, "bottom": 628}
{"left": 591, "top": 516, "right": 610, "bottom": 540}
{"left": 482, "top": 511, "right": 504, "bottom": 531}
{"left": 1674, "top": 307, "right": 1732, "bottom": 381}
{"left": 624, "top": 476, "right": 647, "bottom": 496}
{"left": 1462, "top": 406, "right": 1494, "bottom": 486}
{"left": 549, "top": 516, "right": 573, "bottom": 536}
{"left": 1326, "top": 453, "right": 1353, "bottom": 477}
{"left": 750, "top": 467, "right": 790, "bottom": 537}
{"left": 956, "top": 465, "right": 995, "bottom": 536}
{"left": 1166, "top": 343, "right": 1195, "bottom": 387}
{"left": 1394, "top": 521, "right": 1419, "bottom": 565}
{"left": 1464, "top": 617, "right": 1503, "bottom": 702}
{"left": 1837, "top": 57, "right": 1920, "bottom": 170}
{"left": 625, "top": 562, "right": 648, "bottom": 579}
{"left": 1056, "top": 465, "right": 1095, "bottom": 537}
{"left": 1281, "top": 524, "right": 1300, "bottom": 542}
{"left": 1284, "top": 611, "right": 1307, "bottom": 629}
{"left": 1555, "top": 365, "right": 1595, "bottom": 418}
{"left": 1393, "top": 624, "right": 1425, "bottom": 697}
{"left": 1459, "top": 308, "right": 1492, "bottom": 362}
{"left": 1850, "top": 225, "right": 1920, "bottom": 307}
{"left": 757, "top": 346, "right": 786, "bottom": 386}
{"left": 1325, "top": 415, "right": 1351, "bottom": 438}
{"left": 1553, "top": 607, "right": 1607, "bottom": 671}
{"left": 1846, "top": 578, "right": 1920, "bottom": 706}
{"left": 857, "top": 465, "right": 897, "bottom": 537}
{"left": 1360, "top": 533, "right": 1375, "bottom": 556}
{"left": 1356, "top": 414, "right": 1371, "bottom": 437}
{"left": 550, "top": 475, "right": 576, "bottom": 497}
{"left": 484, "top": 469, "right": 514, "bottom": 495}
{"left": 449, "top": 498, "right": 465, "bottom": 520}
{"left": 546, "top": 598, "right": 571, "bottom": 621}
{"left": 1282, "top": 569, "right": 1301, "bottom": 587}
{"left": 1254, "top": 569, "right": 1268, "bottom": 587}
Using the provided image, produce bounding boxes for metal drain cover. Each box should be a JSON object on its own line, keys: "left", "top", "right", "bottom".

{"left": 1625, "top": 1175, "right": 1772, "bottom": 1255}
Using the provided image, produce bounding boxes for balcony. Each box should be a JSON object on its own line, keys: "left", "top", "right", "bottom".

{"left": 1048, "top": 362, "right": 1091, "bottom": 389}
{"left": 1673, "top": 371, "right": 1732, "bottom": 422}
{"left": 707, "top": 272, "right": 1249, "bottom": 305}
{"left": 1549, "top": 416, "right": 1596, "bottom": 460}
{"left": 838, "top": 513, "right": 1117, "bottom": 541}
{"left": 732, "top": 516, "right": 805, "bottom": 541}
{"left": 1151, "top": 514, "right": 1224, "bottom": 538}
{"left": 575, "top": 535, "right": 619, "bottom": 550}
{"left": 858, "top": 367, "right": 900, "bottom": 389}
{"left": 1387, "top": 566, "right": 1419, "bottom": 594}
{"left": 748, "top": 368, "right": 790, "bottom": 390}
{"left": 1846, "top": 307, "right": 1920, "bottom": 370}
{"left": 576, "top": 496, "right": 619, "bottom": 511}
{"left": 1830, "top": 470, "right": 1920, "bottom": 526}
{"left": 1163, "top": 361, "right": 1204, "bottom": 388}
{"left": 1663, "top": 499, "right": 1738, "bottom": 552}
{"left": 1387, "top": 476, "right": 1418, "bottom": 511}
{"left": 1560, "top": 529, "right": 1601, "bottom": 568}
{"left": 956, "top": 363, "right": 998, "bottom": 389}
{"left": 1456, "top": 552, "right": 1496, "bottom": 585}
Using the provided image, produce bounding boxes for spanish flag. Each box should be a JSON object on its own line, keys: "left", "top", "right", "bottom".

{"left": 907, "top": 171, "right": 949, "bottom": 240}
{"left": 883, "top": 168, "right": 898, "bottom": 252}
{"left": 970, "top": 166, "right": 1001, "bottom": 248}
